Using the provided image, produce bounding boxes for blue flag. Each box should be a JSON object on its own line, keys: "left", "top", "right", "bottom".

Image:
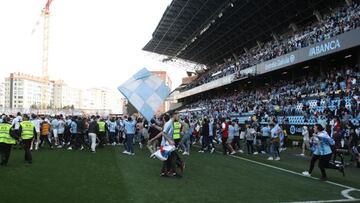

{"left": 118, "top": 68, "right": 170, "bottom": 121}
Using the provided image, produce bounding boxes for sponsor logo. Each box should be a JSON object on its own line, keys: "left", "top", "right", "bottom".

{"left": 309, "top": 39, "right": 341, "bottom": 57}
{"left": 264, "top": 55, "right": 296, "bottom": 71}
{"left": 290, "top": 125, "right": 296, "bottom": 135}
{"left": 289, "top": 125, "right": 306, "bottom": 135}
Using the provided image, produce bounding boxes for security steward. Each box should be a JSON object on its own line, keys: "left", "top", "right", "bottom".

{"left": 173, "top": 120, "right": 181, "bottom": 148}
{"left": 19, "top": 114, "right": 36, "bottom": 164}
{"left": 0, "top": 117, "right": 16, "bottom": 166}
{"left": 97, "top": 117, "right": 106, "bottom": 148}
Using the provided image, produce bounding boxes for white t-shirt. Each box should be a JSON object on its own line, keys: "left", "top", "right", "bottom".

{"left": 32, "top": 119, "right": 42, "bottom": 133}
{"left": 302, "top": 130, "right": 310, "bottom": 141}
{"left": 58, "top": 120, "right": 65, "bottom": 134}
{"left": 271, "top": 124, "right": 280, "bottom": 139}
{"left": 12, "top": 116, "right": 22, "bottom": 130}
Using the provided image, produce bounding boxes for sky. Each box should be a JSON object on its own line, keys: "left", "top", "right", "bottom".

{"left": 0, "top": 0, "right": 188, "bottom": 92}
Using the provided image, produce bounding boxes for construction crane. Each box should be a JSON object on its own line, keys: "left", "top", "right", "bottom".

{"left": 40, "top": 0, "right": 53, "bottom": 109}
{"left": 42, "top": 0, "right": 53, "bottom": 80}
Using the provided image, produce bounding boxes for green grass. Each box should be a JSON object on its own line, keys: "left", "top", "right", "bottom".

{"left": 0, "top": 145, "right": 359, "bottom": 203}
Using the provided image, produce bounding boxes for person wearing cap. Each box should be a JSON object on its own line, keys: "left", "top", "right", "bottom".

{"left": 19, "top": 114, "right": 36, "bottom": 164}
{"left": 301, "top": 126, "right": 310, "bottom": 156}
{"left": 0, "top": 116, "right": 16, "bottom": 166}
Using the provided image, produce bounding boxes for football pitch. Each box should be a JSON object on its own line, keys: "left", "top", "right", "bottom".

{"left": 1, "top": 146, "right": 359, "bottom": 203}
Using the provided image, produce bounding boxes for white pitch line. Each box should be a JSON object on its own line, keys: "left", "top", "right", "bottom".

{"left": 228, "top": 154, "right": 360, "bottom": 202}
{"left": 192, "top": 146, "right": 360, "bottom": 200}
{"left": 227, "top": 153, "right": 360, "bottom": 191}
{"left": 283, "top": 198, "right": 360, "bottom": 203}
{"left": 341, "top": 189, "right": 357, "bottom": 200}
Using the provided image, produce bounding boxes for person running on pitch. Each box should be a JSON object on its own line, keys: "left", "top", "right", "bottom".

{"left": 302, "top": 124, "right": 345, "bottom": 180}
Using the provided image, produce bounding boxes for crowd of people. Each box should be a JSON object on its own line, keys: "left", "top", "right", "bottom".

{"left": 1, "top": 62, "right": 359, "bottom": 179}
{"left": 173, "top": 62, "right": 360, "bottom": 179}
{"left": 0, "top": 111, "right": 187, "bottom": 177}
{"left": 182, "top": 2, "right": 360, "bottom": 91}
{"left": 0, "top": 100, "right": 359, "bottom": 180}
{"left": 184, "top": 64, "right": 360, "bottom": 127}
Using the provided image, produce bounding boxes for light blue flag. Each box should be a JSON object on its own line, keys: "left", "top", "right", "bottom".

{"left": 118, "top": 68, "right": 171, "bottom": 121}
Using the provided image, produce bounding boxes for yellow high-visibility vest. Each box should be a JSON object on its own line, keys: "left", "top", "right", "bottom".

{"left": 173, "top": 121, "right": 181, "bottom": 139}
{"left": 0, "top": 123, "right": 15, "bottom": 144}
{"left": 98, "top": 121, "right": 106, "bottom": 132}
{"left": 20, "top": 121, "right": 35, "bottom": 140}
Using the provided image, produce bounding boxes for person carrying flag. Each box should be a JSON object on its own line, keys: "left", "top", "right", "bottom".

{"left": 149, "top": 111, "right": 185, "bottom": 177}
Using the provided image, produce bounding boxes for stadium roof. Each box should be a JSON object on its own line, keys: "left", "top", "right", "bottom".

{"left": 143, "top": 0, "right": 343, "bottom": 66}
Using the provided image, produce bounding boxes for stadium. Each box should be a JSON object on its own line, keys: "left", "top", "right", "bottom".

{"left": 1, "top": 0, "right": 360, "bottom": 203}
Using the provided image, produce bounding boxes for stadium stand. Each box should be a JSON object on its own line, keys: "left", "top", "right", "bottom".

{"left": 144, "top": 0, "right": 360, "bottom": 139}
{"left": 181, "top": 2, "right": 360, "bottom": 90}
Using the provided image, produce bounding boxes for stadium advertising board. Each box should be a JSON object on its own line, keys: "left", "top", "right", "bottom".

{"left": 240, "top": 66, "right": 256, "bottom": 75}
{"left": 257, "top": 28, "right": 360, "bottom": 74}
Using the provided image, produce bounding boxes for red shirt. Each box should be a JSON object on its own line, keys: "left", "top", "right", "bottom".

{"left": 222, "top": 122, "right": 229, "bottom": 138}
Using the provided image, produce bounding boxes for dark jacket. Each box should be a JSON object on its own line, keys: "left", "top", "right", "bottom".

{"left": 88, "top": 120, "right": 99, "bottom": 134}
{"left": 202, "top": 122, "right": 209, "bottom": 137}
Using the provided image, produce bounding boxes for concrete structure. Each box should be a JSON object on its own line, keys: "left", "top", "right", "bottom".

{"left": 5, "top": 73, "right": 54, "bottom": 109}
{"left": 53, "top": 80, "right": 82, "bottom": 109}
{"left": 81, "top": 87, "right": 123, "bottom": 114}
{"left": 150, "top": 71, "right": 172, "bottom": 113}
{"left": 0, "top": 81, "right": 5, "bottom": 108}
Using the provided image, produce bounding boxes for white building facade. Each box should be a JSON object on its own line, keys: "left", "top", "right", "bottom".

{"left": 3, "top": 73, "right": 123, "bottom": 114}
